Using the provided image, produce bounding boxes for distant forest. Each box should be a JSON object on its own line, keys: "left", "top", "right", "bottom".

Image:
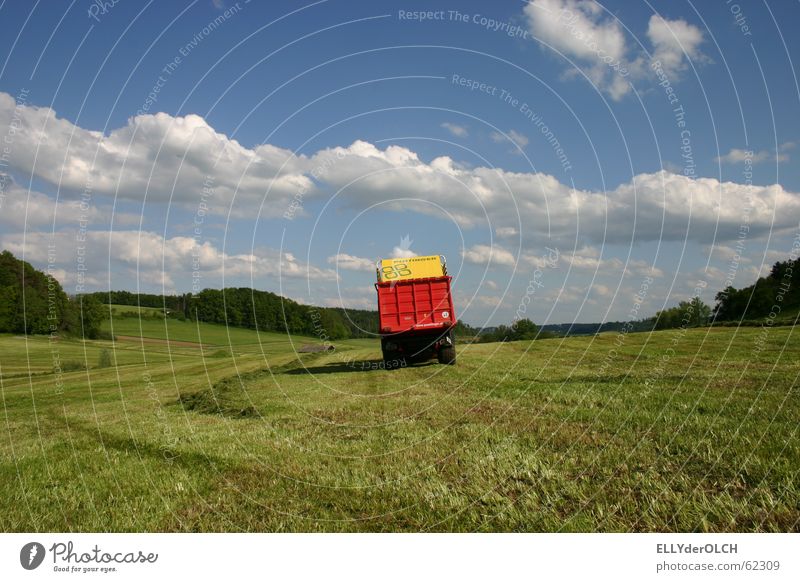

{"left": 84, "top": 288, "right": 479, "bottom": 340}
{"left": 0, "top": 250, "right": 105, "bottom": 338}
{"left": 76, "top": 256, "right": 800, "bottom": 338}
{"left": 714, "top": 258, "right": 800, "bottom": 323}
{"left": 85, "top": 288, "right": 375, "bottom": 339}
{"left": 541, "top": 320, "right": 654, "bottom": 336}
{"left": 1, "top": 250, "right": 796, "bottom": 340}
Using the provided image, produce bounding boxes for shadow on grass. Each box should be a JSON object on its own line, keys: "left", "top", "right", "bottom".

{"left": 284, "top": 359, "right": 437, "bottom": 374}
{"left": 49, "top": 413, "right": 228, "bottom": 471}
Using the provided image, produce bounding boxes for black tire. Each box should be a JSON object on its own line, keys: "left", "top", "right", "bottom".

{"left": 437, "top": 345, "right": 456, "bottom": 365}
{"left": 382, "top": 350, "right": 400, "bottom": 370}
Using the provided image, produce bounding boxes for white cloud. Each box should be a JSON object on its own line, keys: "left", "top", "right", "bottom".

{"left": 646, "top": 14, "right": 705, "bottom": 78}
{"left": 523, "top": 1, "right": 705, "bottom": 99}
{"left": 0, "top": 174, "right": 100, "bottom": 229}
{"left": 327, "top": 253, "right": 374, "bottom": 272}
{"left": 629, "top": 259, "right": 664, "bottom": 279}
{"left": 704, "top": 242, "right": 788, "bottom": 273}
{"left": 524, "top": 0, "right": 632, "bottom": 99}
{"left": 1, "top": 230, "right": 337, "bottom": 293}
{"left": 391, "top": 234, "right": 417, "bottom": 258}
{"left": 0, "top": 92, "right": 311, "bottom": 218}
{"left": 491, "top": 129, "right": 530, "bottom": 151}
{"left": 541, "top": 284, "right": 586, "bottom": 304}
{"left": 525, "top": 0, "right": 627, "bottom": 62}
{"left": 474, "top": 295, "right": 502, "bottom": 307}
{"left": 716, "top": 142, "right": 794, "bottom": 165}
{"left": 591, "top": 283, "right": 611, "bottom": 297}
{"left": 311, "top": 140, "right": 800, "bottom": 245}
{"left": 563, "top": 249, "right": 663, "bottom": 278}
{"left": 705, "top": 243, "right": 740, "bottom": 263}
{"left": 462, "top": 244, "right": 517, "bottom": 268}
{"left": 2, "top": 94, "right": 796, "bottom": 250}
{"left": 440, "top": 122, "right": 468, "bottom": 138}
{"left": 495, "top": 226, "right": 519, "bottom": 238}
{"left": 0, "top": 173, "right": 141, "bottom": 230}
{"left": 715, "top": 149, "right": 770, "bottom": 165}
{"left": 391, "top": 247, "right": 417, "bottom": 258}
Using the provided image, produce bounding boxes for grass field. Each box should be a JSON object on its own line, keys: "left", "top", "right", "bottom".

{"left": 1, "top": 319, "right": 798, "bottom": 532}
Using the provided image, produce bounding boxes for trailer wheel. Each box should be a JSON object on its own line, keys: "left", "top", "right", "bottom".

{"left": 382, "top": 350, "right": 400, "bottom": 370}
{"left": 437, "top": 345, "right": 456, "bottom": 365}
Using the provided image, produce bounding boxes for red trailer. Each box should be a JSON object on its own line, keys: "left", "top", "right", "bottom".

{"left": 375, "top": 256, "right": 457, "bottom": 367}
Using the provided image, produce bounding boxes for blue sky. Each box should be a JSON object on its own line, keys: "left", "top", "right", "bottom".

{"left": 0, "top": 0, "right": 799, "bottom": 327}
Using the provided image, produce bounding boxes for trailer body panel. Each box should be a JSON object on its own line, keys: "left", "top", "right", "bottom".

{"left": 376, "top": 276, "right": 456, "bottom": 334}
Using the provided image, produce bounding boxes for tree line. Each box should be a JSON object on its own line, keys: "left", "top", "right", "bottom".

{"left": 477, "top": 257, "right": 799, "bottom": 341}
{"left": 0, "top": 251, "right": 106, "bottom": 338}
{"left": 3, "top": 249, "right": 795, "bottom": 341}
{"left": 476, "top": 318, "right": 554, "bottom": 342}
{"left": 88, "top": 288, "right": 481, "bottom": 340}
{"left": 714, "top": 258, "right": 800, "bottom": 322}
{"left": 86, "top": 288, "right": 376, "bottom": 340}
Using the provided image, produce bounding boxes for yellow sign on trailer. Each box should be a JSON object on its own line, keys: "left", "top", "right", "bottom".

{"left": 377, "top": 255, "right": 447, "bottom": 282}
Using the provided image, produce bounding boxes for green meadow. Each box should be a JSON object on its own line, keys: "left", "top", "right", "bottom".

{"left": 1, "top": 320, "right": 797, "bottom": 532}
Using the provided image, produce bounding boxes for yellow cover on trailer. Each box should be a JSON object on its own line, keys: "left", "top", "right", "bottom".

{"left": 377, "top": 255, "right": 446, "bottom": 282}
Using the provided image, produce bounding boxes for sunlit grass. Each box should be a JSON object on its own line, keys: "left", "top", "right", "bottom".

{"left": 1, "top": 323, "right": 797, "bottom": 532}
